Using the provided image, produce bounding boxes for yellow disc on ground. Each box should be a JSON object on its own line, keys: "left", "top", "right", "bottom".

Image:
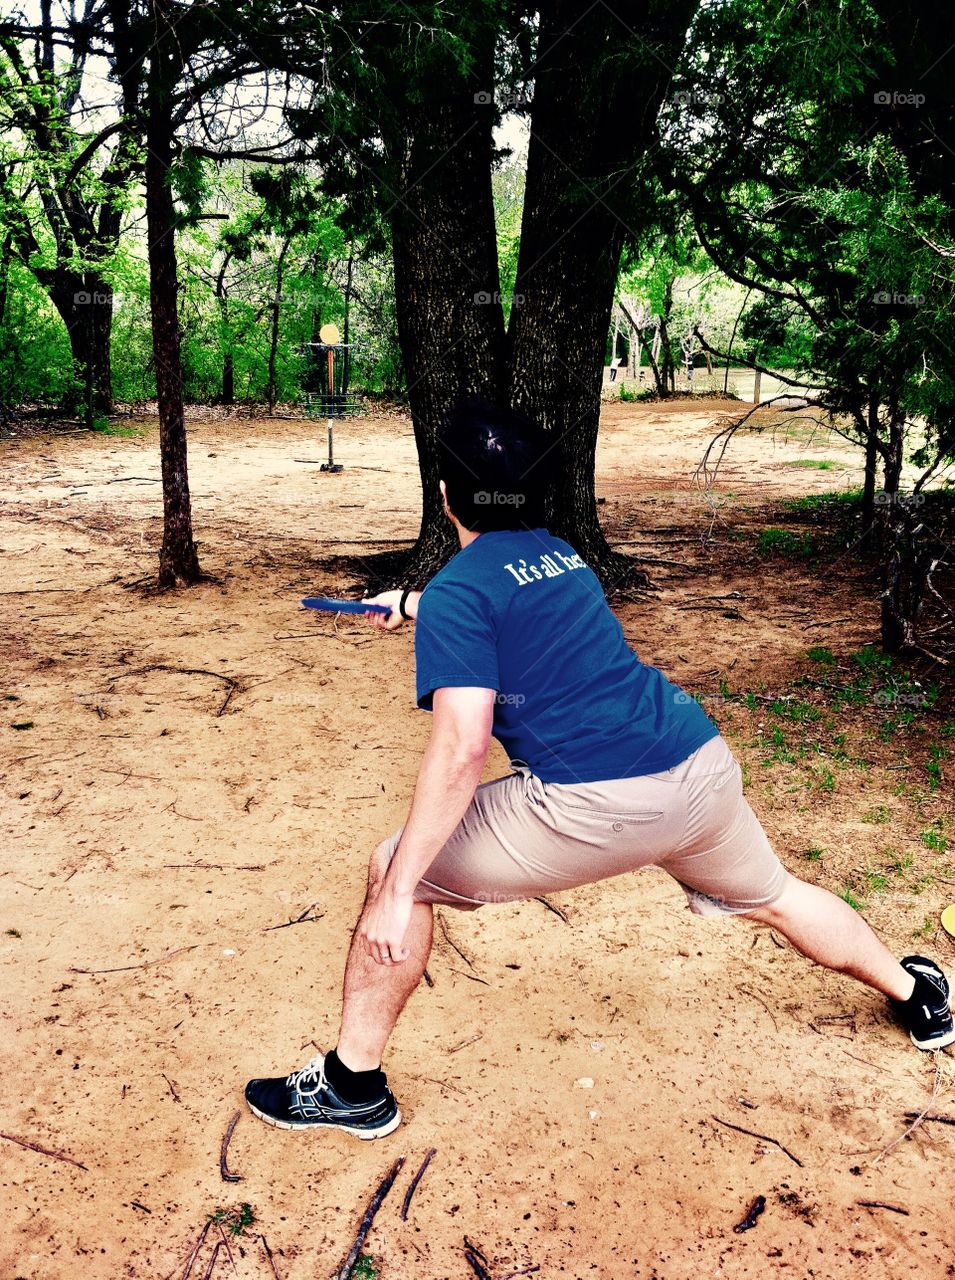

{"left": 941, "top": 903, "right": 955, "bottom": 939}
{"left": 319, "top": 322, "right": 340, "bottom": 344}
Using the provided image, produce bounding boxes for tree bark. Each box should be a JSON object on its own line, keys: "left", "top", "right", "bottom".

{"left": 385, "top": 39, "right": 507, "bottom": 587}
{"left": 860, "top": 396, "right": 880, "bottom": 555}
{"left": 507, "top": 0, "right": 697, "bottom": 581}
{"left": 145, "top": 50, "right": 200, "bottom": 588}
{"left": 879, "top": 407, "right": 921, "bottom": 653}
{"left": 267, "top": 236, "right": 291, "bottom": 414}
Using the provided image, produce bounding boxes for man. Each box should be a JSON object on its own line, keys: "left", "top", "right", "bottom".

{"left": 245, "top": 398, "right": 954, "bottom": 1138}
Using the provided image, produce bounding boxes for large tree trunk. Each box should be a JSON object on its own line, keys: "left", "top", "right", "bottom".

{"left": 386, "top": 39, "right": 507, "bottom": 587}
{"left": 48, "top": 273, "right": 114, "bottom": 423}
{"left": 145, "top": 58, "right": 200, "bottom": 588}
{"left": 507, "top": 0, "right": 697, "bottom": 583}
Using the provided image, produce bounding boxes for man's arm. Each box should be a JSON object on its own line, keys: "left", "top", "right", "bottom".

{"left": 359, "top": 685, "right": 494, "bottom": 964}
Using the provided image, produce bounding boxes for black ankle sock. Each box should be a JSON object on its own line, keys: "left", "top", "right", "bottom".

{"left": 325, "top": 1048, "right": 387, "bottom": 1103}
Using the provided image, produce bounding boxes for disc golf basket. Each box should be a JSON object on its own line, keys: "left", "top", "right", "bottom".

{"left": 299, "top": 323, "right": 361, "bottom": 473}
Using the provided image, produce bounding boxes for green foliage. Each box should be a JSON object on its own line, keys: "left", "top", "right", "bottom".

{"left": 352, "top": 1257, "right": 379, "bottom": 1280}
{"left": 0, "top": 262, "right": 77, "bottom": 408}
{"left": 783, "top": 488, "right": 864, "bottom": 511}
{"left": 755, "top": 528, "right": 815, "bottom": 558}
{"left": 921, "top": 824, "right": 947, "bottom": 855}
{"left": 806, "top": 647, "right": 834, "bottom": 665}
{"left": 208, "top": 1204, "right": 255, "bottom": 1237}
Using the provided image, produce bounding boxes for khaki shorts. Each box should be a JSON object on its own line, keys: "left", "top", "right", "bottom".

{"left": 383, "top": 734, "right": 789, "bottom": 917}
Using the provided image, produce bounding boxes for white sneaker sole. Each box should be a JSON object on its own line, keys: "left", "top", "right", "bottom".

{"left": 246, "top": 1099, "right": 402, "bottom": 1139}
{"left": 910, "top": 1026, "right": 955, "bottom": 1051}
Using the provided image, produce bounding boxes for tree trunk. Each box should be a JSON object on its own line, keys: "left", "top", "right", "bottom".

{"left": 145, "top": 58, "right": 200, "bottom": 588}
{"left": 267, "top": 237, "right": 291, "bottom": 414}
{"left": 342, "top": 250, "right": 354, "bottom": 397}
{"left": 860, "top": 396, "right": 880, "bottom": 555}
{"left": 507, "top": 1, "right": 696, "bottom": 582}
{"left": 879, "top": 407, "right": 920, "bottom": 653}
{"left": 48, "top": 273, "right": 114, "bottom": 423}
{"left": 386, "top": 41, "right": 508, "bottom": 587}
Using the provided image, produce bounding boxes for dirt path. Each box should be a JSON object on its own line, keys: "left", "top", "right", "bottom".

{"left": 2, "top": 401, "right": 952, "bottom": 1280}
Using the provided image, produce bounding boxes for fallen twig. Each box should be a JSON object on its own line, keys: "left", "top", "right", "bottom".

{"left": 500, "top": 1268, "right": 541, "bottom": 1280}
{"left": 464, "top": 1251, "right": 493, "bottom": 1280}
{"left": 200, "top": 1241, "right": 221, "bottom": 1280}
{"left": 400, "top": 1147, "right": 437, "bottom": 1220}
{"left": 70, "top": 944, "right": 199, "bottom": 975}
{"left": 903, "top": 1111, "right": 955, "bottom": 1126}
{"left": 214, "top": 1223, "right": 237, "bottom": 1276}
{"left": 260, "top": 1235, "right": 282, "bottom": 1280}
{"left": 180, "top": 1222, "right": 211, "bottom": 1280}
{"left": 535, "top": 896, "right": 568, "bottom": 923}
{"left": 334, "top": 1154, "right": 406, "bottom": 1280}
{"left": 163, "top": 1074, "right": 181, "bottom": 1103}
{"left": 857, "top": 1200, "right": 909, "bottom": 1215}
{"left": 711, "top": 1116, "right": 803, "bottom": 1167}
{"left": 164, "top": 862, "right": 265, "bottom": 871}
{"left": 735, "top": 984, "right": 778, "bottom": 1031}
{"left": 264, "top": 903, "right": 323, "bottom": 931}
{"left": 732, "top": 1194, "right": 766, "bottom": 1233}
{"left": 0, "top": 1130, "right": 87, "bottom": 1170}
{"left": 107, "top": 664, "right": 240, "bottom": 717}
{"left": 449, "top": 1033, "right": 483, "bottom": 1054}
{"left": 422, "top": 968, "right": 435, "bottom": 988}
{"left": 437, "top": 914, "right": 476, "bottom": 969}
{"left": 450, "top": 968, "right": 491, "bottom": 986}
{"left": 464, "top": 1238, "right": 492, "bottom": 1279}
{"left": 873, "top": 1061, "right": 942, "bottom": 1165}
{"left": 219, "top": 1110, "right": 242, "bottom": 1182}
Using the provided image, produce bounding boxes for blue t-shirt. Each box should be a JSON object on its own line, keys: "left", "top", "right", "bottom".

{"left": 414, "top": 528, "right": 719, "bottom": 783}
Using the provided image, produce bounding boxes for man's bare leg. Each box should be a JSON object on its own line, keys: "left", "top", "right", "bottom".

{"left": 744, "top": 873, "right": 915, "bottom": 1001}
{"left": 334, "top": 844, "right": 435, "bottom": 1072}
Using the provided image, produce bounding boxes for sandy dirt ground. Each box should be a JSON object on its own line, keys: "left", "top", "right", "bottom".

{"left": 2, "top": 399, "right": 953, "bottom": 1280}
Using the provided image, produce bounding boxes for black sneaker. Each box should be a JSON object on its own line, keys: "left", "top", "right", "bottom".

{"left": 245, "top": 1054, "right": 401, "bottom": 1138}
{"left": 890, "top": 956, "right": 955, "bottom": 1051}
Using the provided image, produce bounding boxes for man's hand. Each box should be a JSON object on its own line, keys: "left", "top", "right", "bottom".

{"left": 359, "top": 884, "right": 415, "bottom": 965}
{"left": 360, "top": 589, "right": 417, "bottom": 630}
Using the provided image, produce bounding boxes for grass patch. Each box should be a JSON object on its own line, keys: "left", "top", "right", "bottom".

{"left": 352, "top": 1257, "right": 379, "bottom": 1280}
{"left": 860, "top": 804, "right": 890, "bottom": 825}
{"left": 921, "top": 825, "right": 947, "bottom": 855}
{"left": 91, "top": 417, "right": 143, "bottom": 438}
{"left": 784, "top": 487, "right": 863, "bottom": 511}
{"left": 803, "top": 846, "right": 824, "bottom": 862}
{"left": 789, "top": 458, "right": 837, "bottom": 470}
{"left": 756, "top": 527, "right": 815, "bottom": 557}
{"left": 806, "top": 646, "right": 834, "bottom": 665}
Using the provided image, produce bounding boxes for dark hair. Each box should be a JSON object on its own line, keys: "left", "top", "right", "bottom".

{"left": 436, "top": 397, "right": 553, "bottom": 532}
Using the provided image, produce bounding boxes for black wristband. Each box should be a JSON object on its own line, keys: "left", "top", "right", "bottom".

{"left": 399, "top": 588, "right": 413, "bottom": 621}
